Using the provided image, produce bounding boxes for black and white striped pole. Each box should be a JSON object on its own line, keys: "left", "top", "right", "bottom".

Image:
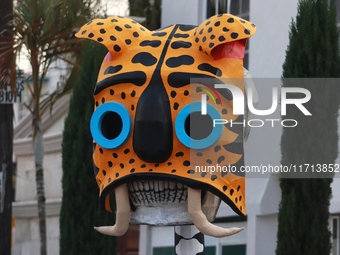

{"left": 175, "top": 225, "right": 205, "bottom": 255}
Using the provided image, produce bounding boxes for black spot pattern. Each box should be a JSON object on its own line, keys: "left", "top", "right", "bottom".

{"left": 104, "top": 65, "right": 123, "bottom": 75}
{"left": 115, "top": 26, "right": 122, "bottom": 31}
{"left": 171, "top": 41, "right": 192, "bottom": 49}
{"left": 131, "top": 90, "right": 136, "bottom": 97}
{"left": 110, "top": 89, "right": 114, "bottom": 95}
{"left": 214, "top": 145, "right": 221, "bottom": 152}
{"left": 208, "top": 27, "right": 212, "bottom": 33}
{"left": 121, "top": 92, "right": 126, "bottom": 99}
{"left": 230, "top": 189, "right": 234, "bottom": 196}
{"left": 171, "top": 91, "right": 176, "bottom": 98}
{"left": 141, "top": 164, "right": 146, "bottom": 168}
{"left": 187, "top": 170, "right": 195, "bottom": 174}
{"left": 152, "top": 32, "right": 167, "bottom": 37}
{"left": 110, "top": 35, "right": 117, "bottom": 41}
{"left": 100, "top": 29, "right": 106, "bottom": 34}
{"left": 219, "top": 36, "right": 225, "bottom": 42}
{"left": 227, "top": 18, "right": 234, "bottom": 23}
{"left": 206, "top": 159, "right": 212, "bottom": 164}
{"left": 125, "top": 24, "right": 132, "bottom": 29}
{"left": 99, "top": 148, "right": 103, "bottom": 154}
{"left": 120, "top": 163, "right": 124, "bottom": 169}
{"left": 223, "top": 186, "right": 227, "bottom": 191}
{"left": 217, "top": 156, "right": 225, "bottom": 163}
{"left": 222, "top": 109, "right": 228, "bottom": 114}
{"left": 214, "top": 21, "right": 220, "bottom": 27}
{"left": 108, "top": 161, "right": 113, "bottom": 167}
{"left": 140, "top": 40, "right": 162, "bottom": 47}
{"left": 237, "top": 185, "right": 241, "bottom": 191}
{"left": 174, "top": 33, "right": 189, "bottom": 38}
{"left": 132, "top": 52, "right": 157, "bottom": 66}
{"left": 201, "top": 172, "right": 207, "bottom": 177}
{"left": 130, "top": 168, "right": 135, "bottom": 173}
{"left": 97, "top": 38, "right": 103, "bottom": 42}
{"left": 244, "top": 29, "right": 250, "bottom": 35}
{"left": 176, "top": 152, "right": 184, "bottom": 157}
{"left": 168, "top": 162, "right": 172, "bottom": 166}
{"left": 184, "top": 90, "right": 189, "bottom": 96}
{"left": 133, "top": 32, "right": 139, "bottom": 37}
{"left": 211, "top": 175, "right": 217, "bottom": 181}
{"left": 183, "top": 161, "right": 190, "bottom": 166}
{"left": 197, "top": 152, "right": 202, "bottom": 157}
{"left": 198, "top": 63, "right": 222, "bottom": 77}
{"left": 172, "top": 169, "right": 176, "bottom": 173}
{"left": 125, "top": 39, "right": 132, "bottom": 45}
{"left": 101, "top": 97, "right": 105, "bottom": 103}
{"left": 231, "top": 33, "right": 239, "bottom": 39}
{"left": 223, "top": 27, "right": 229, "bottom": 32}
{"left": 209, "top": 42, "right": 214, "bottom": 48}
{"left": 166, "top": 55, "right": 194, "bottom": 68}
{"left": 114, "top": 45, "right": 121, "bottom": 52}
{"left": 116, "top": 173, "right": 119, "bottom": 177}
{"left": 174, "top": 103, "right": 179, "bottom": 110}
{"left": 103, "top": 170, "right": 106, "bottom": 176}
{"left": 88, "top": 33, "right": 94, "bottom": 38}
{"left": 124, "top": 149, "right": 130, "bottom": 154}
{"left": 129, "top": 159, "right": 135, "bottom": 164}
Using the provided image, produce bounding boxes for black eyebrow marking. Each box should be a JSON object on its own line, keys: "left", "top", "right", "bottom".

{"left": 94, "top": 71, "right": 147, "bottom": 95}
{"left": 167, "top": 72, "right": 224, "bottom": 88}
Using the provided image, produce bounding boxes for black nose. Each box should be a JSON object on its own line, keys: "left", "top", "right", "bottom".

{"left": 133, "top": 75, "right": 173, "bottom": 163}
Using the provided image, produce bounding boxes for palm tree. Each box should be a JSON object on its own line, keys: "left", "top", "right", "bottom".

{"left": 0, "top": 0, "right": 99, "bottom": 254}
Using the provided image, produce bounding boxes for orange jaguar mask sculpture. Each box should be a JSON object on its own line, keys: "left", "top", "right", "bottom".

{"left": 76, "top": 13, "right": 256, "bottom": 237}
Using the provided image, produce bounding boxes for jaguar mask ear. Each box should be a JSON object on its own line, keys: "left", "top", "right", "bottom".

{"left": 195, "top": 14, "right": 256, "bottom": 59}
{"left": 76, "top": 17, "right": 150, "bottom": 58}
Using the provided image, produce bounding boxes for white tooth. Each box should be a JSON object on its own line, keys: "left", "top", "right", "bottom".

{"left": 94, "top": 184, "right": 130, "bottom": 236}
{"left": 133, "top": 181, "right": 139, "bottom": 191}
{"left": 154, "top": 180, "right": 159, "bottom": 192}
{"left": 170, "top": 181, "right": 176, "bottom": 189}
{"left": 158, "top": 181, "right": 164, "bottom": 191}
{"left": 138, "top": 181, "right": 144, "bottom": 191}
{"left": 187, "top": 187, "right": 244, "bottom": 238}
{"left": 149, "top": 180, "right": 154, "bottom": 190}
{"left": 143, "top": 181, "right": 150, "bottom": 191}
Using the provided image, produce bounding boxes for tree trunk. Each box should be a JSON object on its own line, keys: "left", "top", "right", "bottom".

{"left": 0, "top": 104, "right": 13, "bottom": 255}
{"left": 34, "top": 120, "right": 47, "bottom": 255}
{"left": 0, "top": 0, "right": 13, "bottom": 253}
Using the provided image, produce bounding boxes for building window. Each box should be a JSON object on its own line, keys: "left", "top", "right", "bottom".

{"left": 332, "top": 216, "right": 340, "bottom": 255}
{"left": 206, "top": 0, "right": 250, "bottom": 69}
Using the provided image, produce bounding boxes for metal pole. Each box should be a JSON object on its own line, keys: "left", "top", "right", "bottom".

{"left": 174, "top": 225, "right": 205, "bottom": 255}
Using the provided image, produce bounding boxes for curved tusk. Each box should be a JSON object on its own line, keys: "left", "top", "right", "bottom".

{"left": 187, "top": 187, "right": 244, "bottom": 238}
{"left": 94, "top": 184, "right": 130, "bottom": 236}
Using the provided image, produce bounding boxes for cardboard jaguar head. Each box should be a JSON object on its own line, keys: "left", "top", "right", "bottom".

{"left": 76, "top": 13, "right": 256, "bottom": 237}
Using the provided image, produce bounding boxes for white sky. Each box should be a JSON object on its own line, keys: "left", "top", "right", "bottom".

{"left": 17, "top": 0, "right": 129, "bottom": 73}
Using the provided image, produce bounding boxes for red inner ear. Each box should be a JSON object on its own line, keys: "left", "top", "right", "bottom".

{"left": 211, "top": 39, "right": 247, "bottom": 60}
{"left": 104, "top": 52, "right": 114, "bottom": 61}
